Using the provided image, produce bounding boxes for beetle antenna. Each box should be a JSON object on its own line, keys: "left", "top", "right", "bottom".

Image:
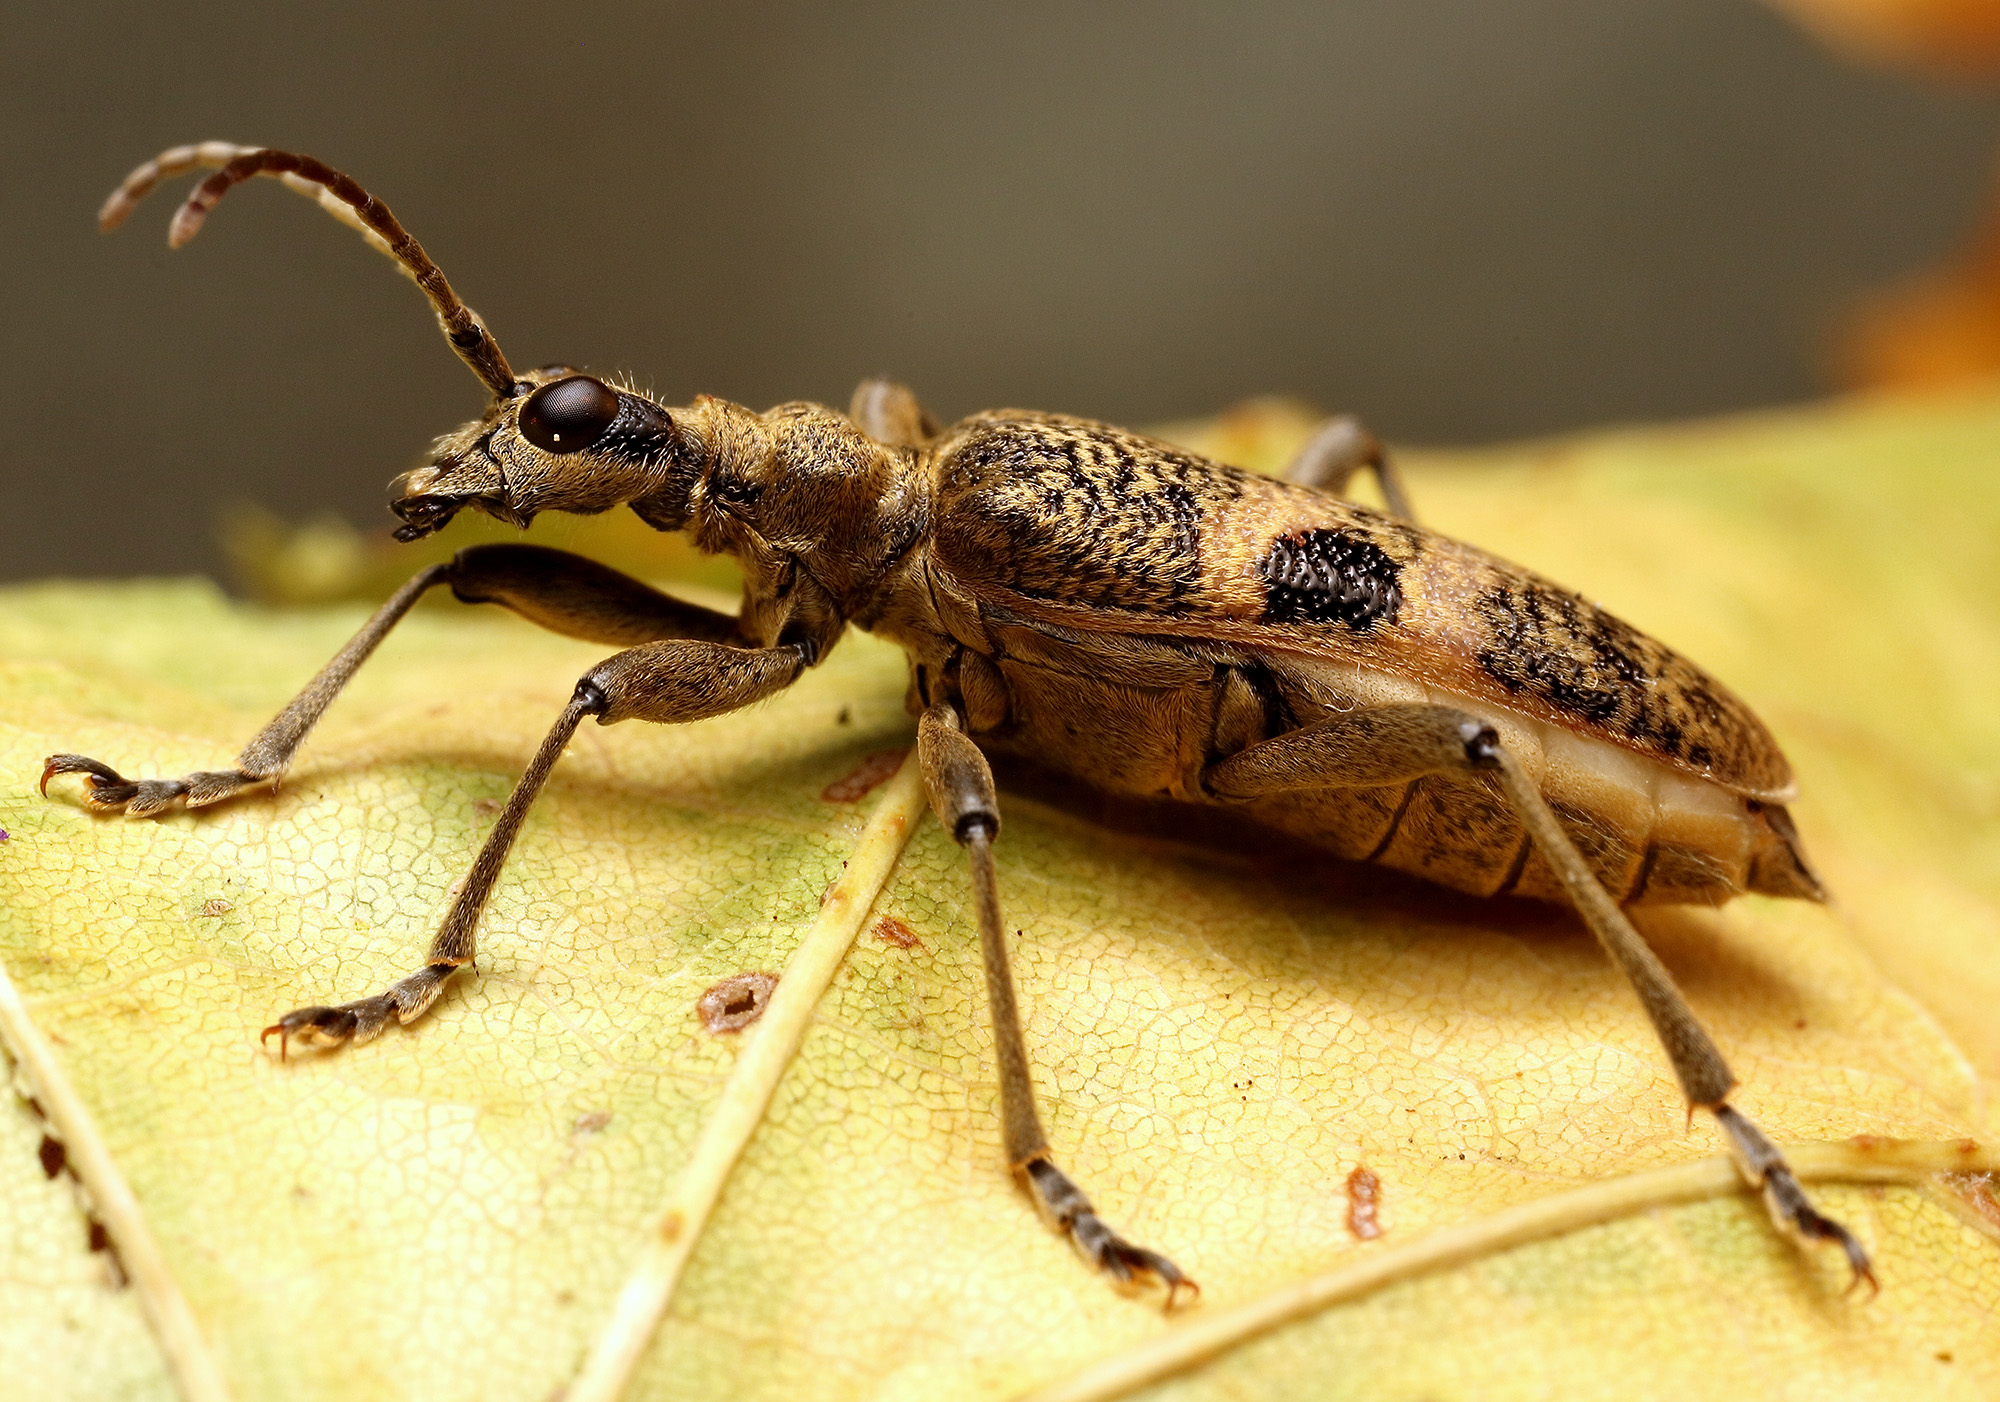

{"left": 100, "top": 142, "right": 518, "bottom": 398}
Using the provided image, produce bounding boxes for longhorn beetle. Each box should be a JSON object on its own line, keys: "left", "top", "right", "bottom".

{"left": 45, "top": 143, "right": 1872, "bottom": 1304}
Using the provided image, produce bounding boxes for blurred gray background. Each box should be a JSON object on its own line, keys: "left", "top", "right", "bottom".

{"left": 5, "top": 0, "right": 1998, "bottom": 583}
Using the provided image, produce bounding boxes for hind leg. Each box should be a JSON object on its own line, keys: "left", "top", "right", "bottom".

{"left": 1205, "top": 703, "right": 1873, "bottom": 1287}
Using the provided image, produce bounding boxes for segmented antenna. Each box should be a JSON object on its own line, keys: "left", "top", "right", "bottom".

{"left": 101, "top": 142, "right": 518, "bottom": 398}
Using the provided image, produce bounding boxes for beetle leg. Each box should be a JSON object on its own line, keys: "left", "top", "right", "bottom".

{"left": 917, "top": 701, "right": 1196, "bottom": 1306}
{"left": 439, "top": 542, "right": 748, "bottom": 648}
{"left": 262, "top": 679, "right": 601, "bottom": 1055}
{"left": 1282, "top": 414, "right": 1416, "bottom": 522}
{"left": 1204, "top": 704, "right": 1874, "bottom": 1289}
{"left": 1476, "top": 739, "right": 1877, "bottom": 1291}
{"left": 264, "top": 635, "right": 811, "bottom": 1054}
{"left": 41, "top": 544, "right": 744, "bottom": 818}
{"left": 848, "top": 376, "right": 941, "bottom": 447}
{"left": 42, "top": 562, "right": 451, "bottom": 817}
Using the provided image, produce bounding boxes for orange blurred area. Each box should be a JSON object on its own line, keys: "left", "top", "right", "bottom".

{"left": 1768, "top": 0, "right": 2000, "bottom": 77}
{"left": 1840, "top": 183, "right": 2000, "bottom": 390}
{"left": 1769, "top": 0, "right": 2000, "bottom": 389}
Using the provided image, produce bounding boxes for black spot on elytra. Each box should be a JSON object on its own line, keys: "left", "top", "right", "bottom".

{"left": 1259, "top": 530, "right": 1401, "bottom": 630}
{"left": 1473, "top": 583, "right": 1644, "bottom": 723}
{"left": 1469, "top": 580, "right": 1749, "bottom": 776}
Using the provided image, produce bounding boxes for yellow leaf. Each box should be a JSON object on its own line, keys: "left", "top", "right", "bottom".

{"left": 2, "top": 390, "right": 1998, "bottom": 1401}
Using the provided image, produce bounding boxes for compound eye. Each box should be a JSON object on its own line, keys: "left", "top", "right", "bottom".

{"left": 519, "top": 375, "right": 620, "bottom": 454}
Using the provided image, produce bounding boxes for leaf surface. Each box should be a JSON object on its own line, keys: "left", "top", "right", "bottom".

{"left": 2, "top": 391, "right": 1998, "bottom": 1401}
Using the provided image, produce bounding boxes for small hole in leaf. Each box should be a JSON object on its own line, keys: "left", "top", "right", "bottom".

{"left": 698, "top": 973, "right": 778, "bottom": 1034}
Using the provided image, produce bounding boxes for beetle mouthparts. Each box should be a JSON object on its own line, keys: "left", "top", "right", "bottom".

{"left": 390, "top": 496, "right": 461, "bottom": 541}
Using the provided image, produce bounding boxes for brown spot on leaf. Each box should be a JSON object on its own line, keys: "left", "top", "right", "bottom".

{"left": 572, "top": 1110, "right": 612, "bottom": 1135}
{"left": 471, "top": 797, "right": 503, "bottom": 821}
{"left": 37, "top": 1134, "right": 64, "bottom": 1179}
{"left": 86, "top": 1216, "right": 128, "bottom": 1286}
{"left": 873, "top": 915, "right": 922, "bottom": 949}
{"left": 821, "top": 749, "right": 908, "bottom": 803}
{"left": 698, "top": 972, "right": 779, "bottom": 1033}
{"left": 1346, "top": 1165, "right": 1384, "bottom": 1240}
{"left": 196, "top": 898, "right": 233, "bottom": 918}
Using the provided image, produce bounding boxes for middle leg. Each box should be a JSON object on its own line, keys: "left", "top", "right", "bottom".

{"left": 1282, "top": 414, "right": 1416, "bottom": 522}
{"left": 917, "top": 701, "right": 1194, "bottom": 1305}
{"left": 265, "top": 633, "right": 810, "bottom": 1054}
{"left": 849, "top": 377, "right": 940, "bottom": 447}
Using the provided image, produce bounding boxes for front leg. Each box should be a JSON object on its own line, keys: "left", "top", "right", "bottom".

{"left": 43, "top": 562, "right": 452, "bottom": 815}
{"left": 41, "top": 544, "right": 744, "bottom": 818}
{"left": 266, "top": 636, "right": 810, "bottom": 1054}
{"left": 918, "top": 702, "right": 1195, "bottom": 1306}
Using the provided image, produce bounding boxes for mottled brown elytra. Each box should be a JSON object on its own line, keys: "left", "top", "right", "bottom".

{"left": 43, "top": 143, "right": 1870, "bottom": 1305}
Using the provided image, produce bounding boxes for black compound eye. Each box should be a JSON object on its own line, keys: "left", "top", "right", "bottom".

{"left": 518, "top": 375, "right": 620, "bottom": 454}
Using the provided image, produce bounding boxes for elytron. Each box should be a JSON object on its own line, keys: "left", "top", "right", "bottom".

{"left": 44, "top": 143, "right": 1870, "bottom": 1302}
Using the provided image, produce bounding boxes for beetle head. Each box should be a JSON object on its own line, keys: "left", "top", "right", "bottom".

{"left": 390, "top": 367, "right": 695, "bottom": 541}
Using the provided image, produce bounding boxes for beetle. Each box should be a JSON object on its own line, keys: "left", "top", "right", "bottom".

{"left": 43, "top": 142, "right": 1871, "bottom": 1305}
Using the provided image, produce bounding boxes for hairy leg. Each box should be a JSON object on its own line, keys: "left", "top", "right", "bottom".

{"left": 849, "top": 377, "right": 940, "bottom": 447}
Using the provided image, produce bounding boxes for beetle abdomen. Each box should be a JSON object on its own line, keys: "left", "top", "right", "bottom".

{"left": 1237, "top": 656, "right": 1821, "bottom": 905}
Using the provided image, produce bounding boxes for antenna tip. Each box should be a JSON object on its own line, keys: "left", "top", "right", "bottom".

{"left": 97, "top": 191, "right": 136, "bottom": 233}
{"left": 166, "top": 204, "right": 206, "bottom": 249}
